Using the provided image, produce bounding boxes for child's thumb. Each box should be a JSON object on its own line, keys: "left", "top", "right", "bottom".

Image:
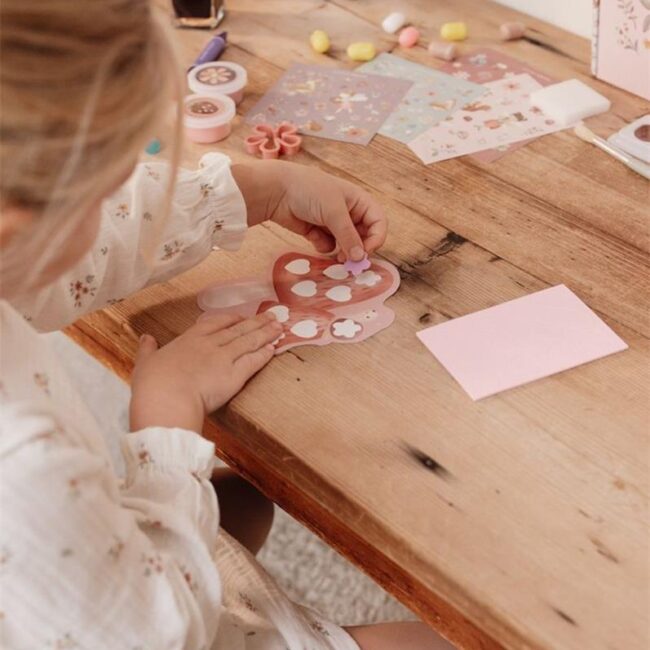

{"left": 135, "top": 334, "right": 158, "bottom": 364}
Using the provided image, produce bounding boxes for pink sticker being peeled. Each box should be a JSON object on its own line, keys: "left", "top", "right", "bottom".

{"left": 197, "top": 252, "right": 400, "bottom": 354}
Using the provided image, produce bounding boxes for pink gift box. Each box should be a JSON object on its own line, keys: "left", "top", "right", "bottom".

{"left": 592, "top": 0, "right": 650, "bottom": 100}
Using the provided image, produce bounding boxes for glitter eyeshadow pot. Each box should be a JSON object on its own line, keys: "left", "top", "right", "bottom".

{"left": 183, "top": 93, "right": 236, "bottom": 144}
{"left": 187, "top": 61, "right": 247, "bottom": 105}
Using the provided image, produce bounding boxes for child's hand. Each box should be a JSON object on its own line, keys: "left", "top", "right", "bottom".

{"left": 232, "top": 160, "right": 387, "bottom": 262}
{"left": 129, "top": 312, "right": 282, "bottom": 433}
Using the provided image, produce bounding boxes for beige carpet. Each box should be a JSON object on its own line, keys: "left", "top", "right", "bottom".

{"left": 48, "top": 332, "right": 415, "bottom": 627}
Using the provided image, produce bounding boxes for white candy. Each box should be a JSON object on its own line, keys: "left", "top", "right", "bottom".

{"left": 382, "top": 12, "right": 406, "bottom": 34}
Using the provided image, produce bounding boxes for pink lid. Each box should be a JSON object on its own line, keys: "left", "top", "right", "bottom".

{"left": 183, "top": 93, "right": 236, "bottom": 130}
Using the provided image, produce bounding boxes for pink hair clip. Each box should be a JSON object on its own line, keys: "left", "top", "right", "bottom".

{"left": 244, "top": 122, "right": 302, "bottom": 159}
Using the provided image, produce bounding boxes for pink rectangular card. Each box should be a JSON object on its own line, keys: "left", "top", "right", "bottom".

{"left": 417, "top": 285, "right": 628, "bottom": 400}
{"left": 245, "top": 63, "right": 413, "bottom": 145}
{"left": 437, "top": 48, "right": 555, "bottom": 162}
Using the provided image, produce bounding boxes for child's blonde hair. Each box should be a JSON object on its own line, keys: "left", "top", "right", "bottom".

{"left": 0, "top": 0, "right": 183, "bottom": 291}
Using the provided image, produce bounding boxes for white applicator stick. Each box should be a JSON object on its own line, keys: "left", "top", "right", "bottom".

{"left": 574, "top": 122, "right": 650, "bottom": 180}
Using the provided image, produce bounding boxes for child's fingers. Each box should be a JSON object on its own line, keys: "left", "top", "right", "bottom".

{"left": 226, "top": 321, "right": 283, "bottom": 360}
{"left": 305, "top": 226, "right": 336, "bottom": 254}
{"left": 361, "top": 215, "right": 388, "bottom": 255}
{"left": 216, "top": 312, "right": 278, "bottom": 346}
{"left": 194, "top": 312, "right": 244, "bottom": 335}
{"left": 233, "top": 345, "right": 275, "bottom": 382}
{"left": 134, "top": 334, "right": 158, "bottom": 366}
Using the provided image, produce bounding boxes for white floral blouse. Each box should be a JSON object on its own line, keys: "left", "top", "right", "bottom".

{"left": 0, "top": 153, "right": 359, "bottom": 650}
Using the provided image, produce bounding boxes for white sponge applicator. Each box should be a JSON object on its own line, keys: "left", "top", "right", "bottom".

{"left": 530, "top": 79, "right": 611, "bottom": 126}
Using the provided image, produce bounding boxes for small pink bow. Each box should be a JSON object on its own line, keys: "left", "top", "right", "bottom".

{"left": 244, "top": 122, "right": 302, "bottom": 159}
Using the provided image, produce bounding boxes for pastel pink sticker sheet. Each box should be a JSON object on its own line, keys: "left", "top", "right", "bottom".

{"left": 245, "top": 63, "right": 413, "bottom": 145}
{"left": 436, "top": 48, "right": 555, "bottom": 162}
{"left": 408, "top": 73, "right": 569, "bottom": 165}
{"left": 198, "top": 252, "right": 400, "bottom": 354}
{"left": 417, "top": 285, "right": 628, "bottom": 400}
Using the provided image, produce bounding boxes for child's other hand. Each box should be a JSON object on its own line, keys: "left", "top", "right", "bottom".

{"left": 232, "top": 160, "right": 387, "bottom": 262}
{"left": 129, "top": 312, "right": 282, "bottom": 433}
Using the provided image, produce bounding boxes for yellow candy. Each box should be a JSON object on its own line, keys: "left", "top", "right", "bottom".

{"left": 310, "top": 30, "right": 330, "bottom": 54}
{"left": 440, "top": 22, "right": 468, "bottom": 41}
{"left": 346, "top": 41, "right": 376, "bottom": 62}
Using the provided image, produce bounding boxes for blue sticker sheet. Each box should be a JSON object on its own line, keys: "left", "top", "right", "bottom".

{"left": 357, "top": 53, "right": 487, "bottom": 144}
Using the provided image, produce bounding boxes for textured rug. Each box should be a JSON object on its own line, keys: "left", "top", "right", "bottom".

{"left": 48, "top": 332, "right": 415, "bottom": 627}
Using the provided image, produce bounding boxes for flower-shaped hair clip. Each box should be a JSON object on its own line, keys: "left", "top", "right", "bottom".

{"left": 244, "top": 122, "right": 302, "bottom": 160}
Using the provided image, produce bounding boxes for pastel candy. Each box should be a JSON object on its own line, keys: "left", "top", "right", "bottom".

{"left": 398, "top": 26, "right": 420, "bottom": 48}
{"left": 440, "top": 22, "right": 468, "bottom": 41}
{"left": 310, "top": 29, "right": 330, "bottom": 53}
{"left": 427, "top": 40, "right": 458, "bottom": 61}
{"left": 382, "top": 11, "right": 406, "bottom": 34}
{"left": 500, "top": 21, "right": 525, "bottom": 41}
{"left": 347, "top": 42, "right": 376, "bottom": 62}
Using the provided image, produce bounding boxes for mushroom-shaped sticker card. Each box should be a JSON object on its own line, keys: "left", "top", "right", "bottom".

{"left": 198, "top": 252, "right": 400, "bottom": 354}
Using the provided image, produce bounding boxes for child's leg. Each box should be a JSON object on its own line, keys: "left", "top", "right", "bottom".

{"left": 346, "top": 622, "right": 456, "bottom": 650}
{"left": 210, "top": 468, "right": 275, "bottom": 555}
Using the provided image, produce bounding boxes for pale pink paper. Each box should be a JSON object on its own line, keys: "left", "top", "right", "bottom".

{"left": 417, "top": 285, "right": 628, "bottom": 400}
{"left": 408, "top": 74, "right": 570, "bottom": 165}
{"left": 437, "top": 48, "right": 555, "bottom": 162}
{"left": 198, "top": 252, "right": 400, "bottom": 354}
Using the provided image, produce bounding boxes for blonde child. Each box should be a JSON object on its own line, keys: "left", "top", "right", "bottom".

{"left": 0, "top": 1, "right": 455, "bottom": 649}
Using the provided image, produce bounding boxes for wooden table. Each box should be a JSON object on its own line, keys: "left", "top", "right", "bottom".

{"left": 67, "top": 1, "right": 650, "bottom": 649}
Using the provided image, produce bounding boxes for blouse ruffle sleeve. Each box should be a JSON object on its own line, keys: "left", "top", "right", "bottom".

{"left": 11, "top": 152, "right": 247, "bottom": 332}
{"left": 0, "top": 400, "right": 223, "bottom": 649}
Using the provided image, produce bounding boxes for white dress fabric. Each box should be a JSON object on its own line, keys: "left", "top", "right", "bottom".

{"left": 0, "top": 153, "right": 360, "bottom": 650}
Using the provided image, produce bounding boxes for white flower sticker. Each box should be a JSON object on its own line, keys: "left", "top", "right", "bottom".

{"left": 325, "top": 285, "right": 352, "bottom": 302}
{"left": 332, "top": 319, "right": 362, "bottom": 339}
{"left": 323, "top": 264, "right": 348, "bottom": 280}
{"left": 291, "top": 280, "right": 317, "bottom": 297}
{"left": 284, "top": 258, "right": 311, "bottom": 275}
{"left": 290, "top": 320, "right": 319, "bottom": 338}
{"left": 266, "top": 305, "right": 290, "bottom": 323}
{"left": 354, "top": 270, "right": 381, "bottom": 287}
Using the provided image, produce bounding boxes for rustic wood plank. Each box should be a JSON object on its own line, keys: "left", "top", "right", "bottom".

{"left": 67, "top": 2, "right": 650, "bottom": 649}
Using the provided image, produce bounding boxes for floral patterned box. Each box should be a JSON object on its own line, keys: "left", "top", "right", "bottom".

{"left": 592, "top": 0, "right": 650, "bottom": 100}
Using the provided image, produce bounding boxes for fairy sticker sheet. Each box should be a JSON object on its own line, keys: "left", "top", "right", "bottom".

{"left": 437, "top": 49, "right": 555, "bottom": 162}
{"left": 408, "top": 73, "right": 571, "bottom": 165}
{"left": 245, "top": 64, "right": 412, "bottom": 145}
{"left": 198, "top": 252, "right": 400, "bottom": 354}
{"left": 357, "top": 53, "right": 486, "bottom": 143}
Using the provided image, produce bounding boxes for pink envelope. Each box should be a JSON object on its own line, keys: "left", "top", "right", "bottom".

{"left": 417, "top": 285, "right": 628, "bottom": 400}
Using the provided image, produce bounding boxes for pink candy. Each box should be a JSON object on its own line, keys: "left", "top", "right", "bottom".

{"left": 427, "top": 40, "right": 458, "bottom": 61}
{"left": 398, "top": 26, "right": 420, "bottom": 48}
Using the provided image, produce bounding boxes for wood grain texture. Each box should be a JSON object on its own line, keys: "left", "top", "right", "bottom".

{"left": 66, "top": 2, "right": 650, "bottom": 649}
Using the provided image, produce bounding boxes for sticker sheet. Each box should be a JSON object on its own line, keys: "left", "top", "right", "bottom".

{"left": 356, "top": 53, "right": 486, "bottom": 143}
{"left": 408, "top": 73, "right": 570, "bottom": 165}
{"left": 245, "top": 64, "right": 413, "bottom": 145}
{"left": 437, "top": 49, "right": 555, "bottom": 162}
{"left": 417, "top": 285, "right": 628, "bottom": 400}
{"left": 198, "top": 252, "right": 400, "bottom": 354}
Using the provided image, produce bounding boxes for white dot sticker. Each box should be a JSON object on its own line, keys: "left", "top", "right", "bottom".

{"left": 284, "top": 258, "right": 311, "bottom": 275}
{"left": 354, "top": 270, "right": 381, "bottom": 287}
{"left": 332, "top": 319, "right": 362, "bottom": 339}
{"left": 266, "top": 305, "right": 290, "bottom": 323}
{"left": 291, "top": 280, "right": 317, "bottom": 297}
{"left": 323, "top": 264, "right": 348, "bottom": 280}
{"left": 290, "top": 319, "right": 319, "bottom": 338}
{"left": 325, "top": 285, "right": 352, "bottom": 302}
